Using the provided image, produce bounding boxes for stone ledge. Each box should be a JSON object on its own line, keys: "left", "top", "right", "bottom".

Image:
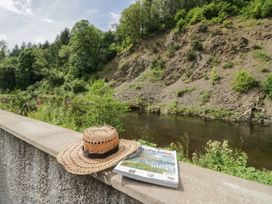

{"left": 0, "top": 110, "right": 272, "bottom": 204}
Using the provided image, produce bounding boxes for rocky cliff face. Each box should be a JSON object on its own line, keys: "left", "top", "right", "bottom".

{"left": 101, "top": 18, "right": 272, "bottom": 124}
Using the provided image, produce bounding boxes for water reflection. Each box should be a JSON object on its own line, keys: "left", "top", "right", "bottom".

{"left": 122, "top": 112, "right": 272, "bottom": 170}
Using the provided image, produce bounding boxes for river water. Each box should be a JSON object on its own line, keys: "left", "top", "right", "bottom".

{"left": 122, "top": 112, "right": 272, "bottom": 170}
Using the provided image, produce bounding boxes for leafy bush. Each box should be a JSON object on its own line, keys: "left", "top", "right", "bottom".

{"left": 176, "top": 18, "right": 186, "bottom": 30}
{"left": 71, "top": 79, "right": 87, "bottom": 94}
{"left": 29, "top": 80, "right": 128, "bottom": 133}
{"left": 200, "top": 90, "right": 212, "bottom": 104}
{"left": 231, "top": 70, "right": 258, "bottom": 93}
{"left": 253, "top": 50, "right": 271, "bottom": 62}
{"left": 223, "top": 61, "right": 235, "bottom": 69}
{"left": 186, "top": 7, "right": 205, "bottom": 25}
{"left": 0, "top": 66, "right": 16, "bottom": 91}
{"left": 193, "top": 140, "right": 272, "bottom": 186}
{"left": 210, "top": 68, "right": 220, "bottom": 85}
{"left": 261, "top": 73, "right": 272, "bottom": 99}
{"left": 150, "top": 58, "right": 165, "bottom": 70}
{"left": 191, "top": 40, "right": 203, "bottom": 51}
{"left": 176, "top": 87, "right": 195, "bottom": 97}
{"left": 0, "top": 92, "right": 36, "bottom": 116}
{"left": 47, "top": 69, "right": 65, "bottom": 88}
{"left": 245, "top": 0, "right": 272, "bottom": 18}
{"left": 186, "top": 50, "right": 196, "bottom": 61}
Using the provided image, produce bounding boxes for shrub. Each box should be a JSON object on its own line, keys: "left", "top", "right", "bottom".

{"left": 231, "top": 70, "right": 258, "bottom": 93}
{"left": 200, "top": 90, "right": 212, "bottom": 104}
{"left": 193, "top": 140, "right": 272, "bottom": 186}
{"left": 166, "top": 45, "right": 179, "bottom": 58}
{"left": 253, "top": 50, "right": 271, "bottom": 62}
{"left": 175, "top": 9, "right": 187, "bottom": 22}
{"left": 176, "top": 87, "right": 195, "bottom": 97}
{"left": 186, "top": 7, "right": 205, "bottom": 25}
{"left": 71, "top": 79, "right": 87, "bottom": 94}
{"left": 151, "top": 58, "right": 165, "bottom": 70}
{"left": 191, "top": 40, "right": 203, "bottom": 51}
{"left": 210, "top": 68, "right": 220, "bottom": 85}
{"left": 47, "top": 69, "right": 65, "bottom": 88}
{"left": 261, "top": 73, "right": 272, "bottom": 99}
{"left": 245, "top": 0, "right": 272, "bottom": 18}
{"left": 176, "top": 18, "right": 186, "bottom": 30}
{"left": 186, "top": 50, "right": 196, "bottom": 61}
{"left": 0, "top": 66, "right": 16, "bottom": 91}
{"left": 223, "top": 61, "right": 235, "bottom": 69}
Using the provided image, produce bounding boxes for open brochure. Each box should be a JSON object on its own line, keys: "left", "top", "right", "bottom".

{"left": 113, "top": 145, "right": 179, "bottom": 189}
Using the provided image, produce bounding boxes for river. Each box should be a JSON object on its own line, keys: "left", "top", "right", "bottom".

{"left": 122, "top": 112, "right": 272, "bottom": 170}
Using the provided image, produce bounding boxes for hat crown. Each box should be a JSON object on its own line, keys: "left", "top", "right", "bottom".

{"left": 83, "top": 125, "right": 119, "bottom": 154}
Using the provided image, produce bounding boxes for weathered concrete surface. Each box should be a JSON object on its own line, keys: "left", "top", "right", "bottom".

{"left": 0, "top": 110, "right": 272, "bottom": 204}
{"left": 0, "top": 129, "right": 140, "bottom": 204}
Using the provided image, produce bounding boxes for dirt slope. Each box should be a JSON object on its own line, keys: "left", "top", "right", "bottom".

{"left": 101, "top": 18, "right": 272, "bottom": 124}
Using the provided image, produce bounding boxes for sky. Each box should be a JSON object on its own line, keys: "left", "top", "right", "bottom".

{"left": 0, "top": 0, "right": 135, "bottom": 49}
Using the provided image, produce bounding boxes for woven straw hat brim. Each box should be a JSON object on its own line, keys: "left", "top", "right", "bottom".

{"left": 57, "top": 139, "right": 140, "bottom": 175}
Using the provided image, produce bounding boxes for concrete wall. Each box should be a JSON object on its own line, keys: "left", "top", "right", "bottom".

{"left": 1, "top": 110, "right": 272, "bottom": 204}
{"left": 0, "top": 129, "right": 140, "bottom": 204}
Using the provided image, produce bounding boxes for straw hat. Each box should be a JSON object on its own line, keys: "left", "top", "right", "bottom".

{"left": 57, "top": 125, "right": 139, "bottom": 175}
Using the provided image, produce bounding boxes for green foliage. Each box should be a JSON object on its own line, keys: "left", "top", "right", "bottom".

{"left": 68, "top": 20, "right": 102, "bottom": 78}
{"left": 138, "top": 139, "right": 272, "bottom": 186}
{"left": 0, "top": 65, "right": 16, "bottom": 91}
{"left": 71, "top": 79, "right": 87, "bottom": 94}
{"left": 176, "top": 18, "right": 186, "bottom": 30}
{"left": 186, "top": 50, "right": 196, "bottom": 61}
{"left": 253, "top": 50, "right": 271, "bottom": 62}
{"left": 166, "top": 45, "right": 179, "bottom": 58}
{"left": 223, "top": 61, "right": 235, "bottom": 69}
{"left": 138, "top": 68, "right": 163, "bottom": 82}
{"left": 231, "top": 70, "right": 258, "bottom": 93}
{"left": 245, "top": 0, "right": 272, "bottom": 18}
{"left": 0, "top": 92, "right": 36, "bottom": 116}
{"left": 150, "top": 58, "right": 165, "bottom": 69}
{"left": 200, "top": 90, "right": 212, "bottom": 104}
{"left": 191, "top": 40, "right": 203, "bottom": 51}
{"left": 261, "top": 74, "right": 272, "bottom": 99}
{"left": 28, "top": 80, "right": 127, "bottom": 133}
{"left": 16, "top": 48, "right": 43, "bottom": 89}
{"left": 176, "top": 87, "right": 195, "bottom": 97}
{"left": 210, "top": 68, "right": 220, "bottom": 85}
{"left": 47, "top": 69, "right": 65, "bottom": 88}
{"left": 193, "top": 140, "right": 272, "bottom": 185}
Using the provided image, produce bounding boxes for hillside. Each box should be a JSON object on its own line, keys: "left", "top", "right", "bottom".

{"left": 101, "top": 18, "right": 272, "bottom": 124}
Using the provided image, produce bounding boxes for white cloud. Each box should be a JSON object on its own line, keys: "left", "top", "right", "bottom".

{"left": 109, "top": 12, "right": 120, "bottom": 30}
{"left": 41, "top": 18, "right": 54, "bottom": 24}
{"left": 0, "top": 34, "right": 7, "bottom": 41}
{"left": 0, "top": 0, "right": 34, "bottom": 16}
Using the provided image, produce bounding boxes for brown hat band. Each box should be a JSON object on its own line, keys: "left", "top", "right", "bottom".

{"left": 82, "top": 145, "right": 119, "bottom": 159}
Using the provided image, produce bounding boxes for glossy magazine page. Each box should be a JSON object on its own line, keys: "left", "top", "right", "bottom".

{"left": 113, "top": 145, "right": 179, "bottom": 188}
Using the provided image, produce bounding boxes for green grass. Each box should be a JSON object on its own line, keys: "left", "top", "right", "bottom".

{"left": 138, "top": 68, "right": 164, "bottom": 82}
{"left": 253, "top": 50, "right": 271, "bottom": 62}
{"left": 231, "top": 69, "right": 258, "bottom": 93}
{"left": 200, "top": 90, "right": 212, "bottom": 104}
{"left": 176, "top": 87, "right": 195, "bottom": 97}
{"left": 223, "top": 61, "right": 235, "bottom": 69}
{"left": 210, "top": 68, "right": 221, "bottom": 85}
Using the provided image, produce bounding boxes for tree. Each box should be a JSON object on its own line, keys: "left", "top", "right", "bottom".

{"left": 55, "top": 28, "right": 70, "bottom": 48}
{"left": 10, "top": 45, "right": 20, "bottom": 57}
{"left": 0, "top": 40, "right": 7, "bottom": 60}
{"left": 16, "top": 49, "right": 43, "bottom": 89}
{"left": 68, "top": 20, "right": 102, "bottom": 78}
{"left": 117, "top": 2, "right": 143, "bottom": 44}
{"left": 0, "top": 65, "right": 16, "bottom": 91}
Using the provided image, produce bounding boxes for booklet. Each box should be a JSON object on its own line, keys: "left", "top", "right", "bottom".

{"left": 113, "top": 145, "right": 179, "bottom": 188}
